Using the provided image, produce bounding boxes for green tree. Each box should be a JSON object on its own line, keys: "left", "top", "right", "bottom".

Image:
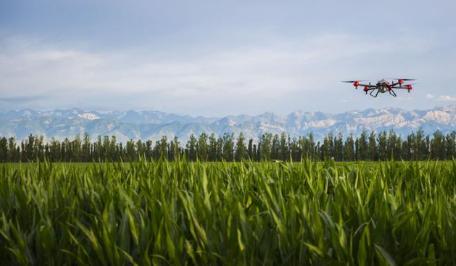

{"left": 168, "top": 136, "right": 180, "bottom": 161}
{"left": 208, "top": 134, "right": 218, "bottom": 161}
{"left": 7, "top": 137, "right": 18, "bottom": 162}
{"left": 271, "top": 134, "right": 280, "bottom": 160}
{"left": 235, "top": 133, "right": 248, "bottom": 161}
{"left": 156, "top": 136, "right": 168, "bottom": 159}
{"left": 125, "top": 139, "right": 136, "bottom": 161}
{"left": 321, "top": 133, "right": 334, "bottom": 160}
{"left": 259, "top": 133, "right": 272, "bottom": 161}
{"left": 279, "top": 133, "right": 289, "bottom": 161}
{"left": 377, "top": 131, "right": 388, "bottom": 160}
{"left": 368, "top": 131, "right": 377, "bottom": 161}
{"left": 82, "top": 133, "right": 91, "bottom": 161}
{"left": 356, "top": 130, "right": 369, "bottom": 160}
{"left": 222, "top": 133, "right": 234, "bottom": 161}
{"left": 334, "top": 133, "right": 344, "bottom": 161}
{"left": 186, "top": 134, "right": 197, "bottom": 161}
{"left": 247, "top": 138, "right": 254, "bottom": 160}
{"left": 431, "top": 130, "right": 445, "bottom": 160}
{"left": 446, "top": 132, "right": 456, "bottom": 160}
{"left": 344, "top": 135, "right": 355, "bottom": 161}
{"left": 0, "top": 137, "right": 7, "bottom": 162}
{"left": 197, "top": 133, "right": 209, "bottom": 161}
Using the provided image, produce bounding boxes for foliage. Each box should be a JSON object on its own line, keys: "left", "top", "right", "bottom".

{"left": 0, "top": 130, "right": 455, "bottom": 162}
{"left": 0, "top": 160, "right": 455, "bottom": 264}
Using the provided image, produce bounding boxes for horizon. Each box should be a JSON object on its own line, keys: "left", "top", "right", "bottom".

{"left": 1, "top": 104, "right": 454, "bottom": 143}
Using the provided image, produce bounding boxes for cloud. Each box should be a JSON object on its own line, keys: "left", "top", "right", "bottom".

{"left": 0, "top": 95, "right": 45, "bottom": 111}
{"left": 0, "top": 95, "right": 44, "bottom": 103}
{"left": 0, "top": 95, "right": 46, "bottom": 111}
{"left": 0, "top": 34, "right": 442, "bottom": 114}
{"left": 426, "top": 94, "right": 435, "bottom": 99}
{"left": 438, "top": 95, "right": 456, "bottom": 102}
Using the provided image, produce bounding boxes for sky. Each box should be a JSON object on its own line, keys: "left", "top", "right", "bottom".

{"left": 0, "top": 0, "right": 455, "bottom": 116}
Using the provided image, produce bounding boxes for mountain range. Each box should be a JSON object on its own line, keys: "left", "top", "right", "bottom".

{"left": 1, "top": 105, "right": 455, "bottom": 142}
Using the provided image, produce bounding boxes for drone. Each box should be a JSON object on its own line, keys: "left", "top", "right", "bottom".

{"left": 342, "top": 78, "right": 415, "bottom": 97}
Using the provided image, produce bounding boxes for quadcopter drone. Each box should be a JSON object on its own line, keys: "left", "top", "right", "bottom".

{"left": 342, "top": 78, "right": 415, "bottom": 97}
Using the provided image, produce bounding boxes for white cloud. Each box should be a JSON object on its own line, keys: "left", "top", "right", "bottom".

{"left": 0, "top": 34, "right": 443, "bottom": 115}
{"left": 438, "top": 95, "right": 456, "bottom": 102}
{"left": 426, "top": 93, "right": 434, "bottom": 99}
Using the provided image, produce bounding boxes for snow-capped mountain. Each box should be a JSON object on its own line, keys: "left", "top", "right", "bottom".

{"left": 0, "top": 106, "right": 455, "bottom": 142}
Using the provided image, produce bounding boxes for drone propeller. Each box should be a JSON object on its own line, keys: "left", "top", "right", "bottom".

{"left": 388, "top": 78, "right": 416, "bottom": 83}
{"left": 342, "top": 80, "right": 369, "bottom": 89}
{"left": 341, "top": 80, "right": 368, "bottom": 83}
{"left": 399, "top": 82, "right": 417, "bottom": 86}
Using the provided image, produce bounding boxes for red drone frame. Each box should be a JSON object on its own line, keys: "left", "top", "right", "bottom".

{"left": 342, "top": 78, "right": 415, "bottom": 97}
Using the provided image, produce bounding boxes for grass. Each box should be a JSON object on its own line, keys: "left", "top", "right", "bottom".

{"left": 0, "top": 160, "right": 455, "bottom": 265}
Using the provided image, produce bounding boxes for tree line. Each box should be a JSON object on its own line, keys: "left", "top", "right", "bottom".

{"left": 0, "top": 130, "right": 455, "bottom": 162}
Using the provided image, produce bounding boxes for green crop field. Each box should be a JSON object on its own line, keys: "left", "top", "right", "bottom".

{"left": 0, "top": 160, "right": 455, "bottom": 265}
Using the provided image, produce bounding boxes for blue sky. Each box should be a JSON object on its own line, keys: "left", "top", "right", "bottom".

{"left": 0, "top": 0, "right": 455, "bottom": 116}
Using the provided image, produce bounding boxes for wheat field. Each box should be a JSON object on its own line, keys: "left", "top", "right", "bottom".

{"left": 0, "top": 160, "right": 455, "bottom": 265}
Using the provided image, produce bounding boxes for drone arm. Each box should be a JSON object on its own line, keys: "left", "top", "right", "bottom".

{"left": 394, "top": 86, "right": 413, "bottom": 90}
{"left": 358, "top": 83, "right": 375, "bottom": 88}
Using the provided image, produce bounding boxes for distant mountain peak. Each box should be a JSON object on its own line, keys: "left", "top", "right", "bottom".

{"left": 78, "top": 112, "right": 100, "bottom": 120}
{"left": 0, "top": 105, "right": 455, "bottom": 142}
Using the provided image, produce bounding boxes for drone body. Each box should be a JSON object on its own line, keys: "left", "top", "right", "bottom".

{"left": 342, "top": 78, "right": 415, "bottom": 97}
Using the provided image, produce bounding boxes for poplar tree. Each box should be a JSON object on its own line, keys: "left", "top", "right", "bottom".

{"left": 235, "top": 133, "right": 248, "bottom": 161}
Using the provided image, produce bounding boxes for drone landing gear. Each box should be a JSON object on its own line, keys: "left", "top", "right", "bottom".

{"left": 369, "top": 90, "right": 380, "bottom": 98}
{"left": 388, "top": 90, "right": 397, "bottom": 97}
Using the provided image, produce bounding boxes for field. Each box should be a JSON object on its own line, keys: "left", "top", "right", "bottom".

{"left": 0, "top": 160, "right": 455, "bottom": 265}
